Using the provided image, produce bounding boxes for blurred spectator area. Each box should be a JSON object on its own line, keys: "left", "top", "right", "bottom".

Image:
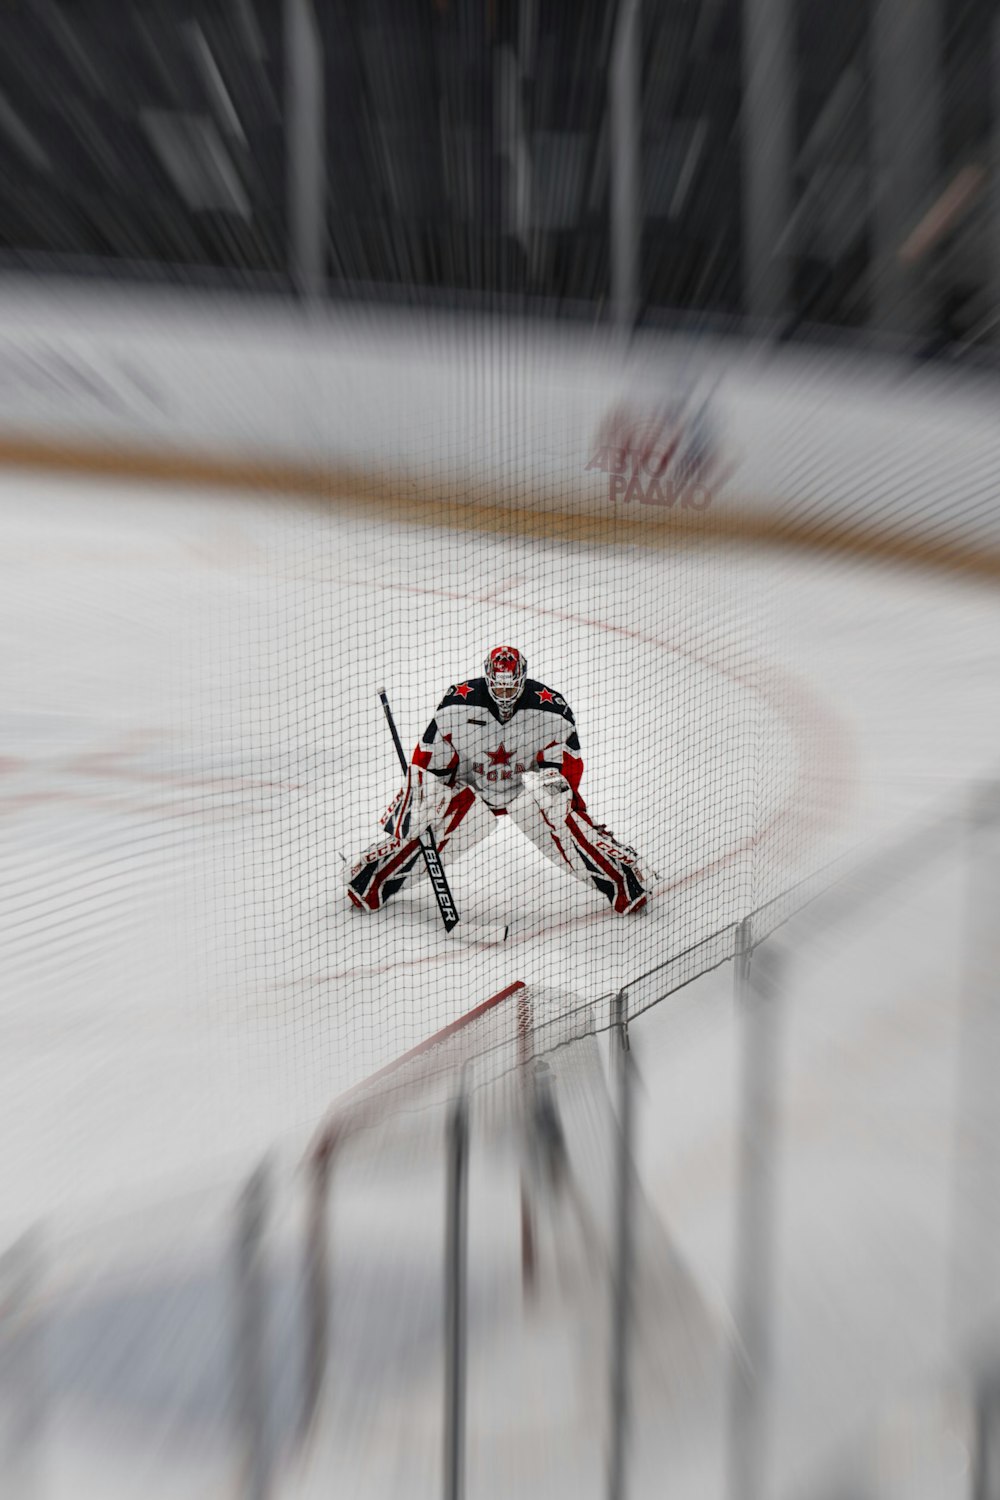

{"left": 0, "top": 0, "right": 286, "bottom": 282}
{"left": 0, "top": 0, "right": 996, "bottom": 348}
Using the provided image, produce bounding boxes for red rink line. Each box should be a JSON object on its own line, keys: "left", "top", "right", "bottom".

{"left": 310, "top": 979, "right": 526, "bottom": 1158}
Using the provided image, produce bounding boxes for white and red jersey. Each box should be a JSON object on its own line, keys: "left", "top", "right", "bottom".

{"left": 411, "top": 677, "right": 585, "bottom": 812}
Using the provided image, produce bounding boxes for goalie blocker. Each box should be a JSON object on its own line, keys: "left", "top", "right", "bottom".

{"left": 347, "top": 647, "right": 648, "bottom": 916}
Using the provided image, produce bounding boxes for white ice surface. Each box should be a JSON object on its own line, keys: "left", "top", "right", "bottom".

{"left": 2, "top": 470, "right": 1000, "bottom": 1496}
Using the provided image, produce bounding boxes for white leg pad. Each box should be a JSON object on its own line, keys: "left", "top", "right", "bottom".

{"left": 508, "top": 789, "right": 648, "bottom": 914}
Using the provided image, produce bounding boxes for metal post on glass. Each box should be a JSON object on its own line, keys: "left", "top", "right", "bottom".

{"left": 727, "top": 918, "right": 782, "bottom": 1500}
{"left": 0, "top": 1230, "right": 44, "bottom": 1499}
{"left": 236, "top": 1161, "right": 272, "bottom": 1500}
{"left": 445, "top": 1067, "right": 471, "bottom": 1500}
{"left": 608, "top": 1001, "right": 635, "bottom": 1500}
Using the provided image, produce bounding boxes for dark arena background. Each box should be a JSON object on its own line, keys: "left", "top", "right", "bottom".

{"left": 1, "top": 2, "right": 1000, "bottom": 1497}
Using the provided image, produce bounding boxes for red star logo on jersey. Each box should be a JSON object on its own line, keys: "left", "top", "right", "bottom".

{"left": 454, "top": 683, "right": 472, "bottom": 699}
{"left": 486, "top": 743, "right": 512, "bottom": 765}
{"left": 536, "top": 688, "right": 555, "bottom": 704}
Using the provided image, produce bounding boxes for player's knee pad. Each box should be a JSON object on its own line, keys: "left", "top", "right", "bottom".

{"left": 507, "top": 784, "right": 576, "bottom": 869}
{"left": 383, "top": 768, "right": 450, "bottom": 843}
{"left": 434, "top": 785, "right": 493, "bottom": 864}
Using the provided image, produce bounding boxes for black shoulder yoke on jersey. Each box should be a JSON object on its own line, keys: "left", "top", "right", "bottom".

{"left": 521, "top": 679, "right": 575, "bottom": 724}
{"left": 437, "top": 676, "right": 575, "bottom": 725}
{"left": 437, "top": 677, "right": 494, "bottom": 711}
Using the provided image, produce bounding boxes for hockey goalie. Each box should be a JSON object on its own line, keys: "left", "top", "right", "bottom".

{"left": 347, "top": 646, "right": 648, "bottom": 916}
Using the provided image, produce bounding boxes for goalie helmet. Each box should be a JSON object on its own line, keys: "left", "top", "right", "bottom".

{"left": 484, "top": 644, "right": 526, "bottom": 721}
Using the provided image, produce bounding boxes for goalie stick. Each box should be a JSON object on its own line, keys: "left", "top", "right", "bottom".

{"left": 379, "top": 688, "right": 460, "bottom": 934}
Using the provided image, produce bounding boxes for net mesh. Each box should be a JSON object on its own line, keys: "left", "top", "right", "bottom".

{"left": 196, "top": 323, "right": 1000, "bottom": 1143}
{"left": 312, "top": 981, "right": 600, "bottom": 1157}
{"left": 3, "top": 318, "right": 1000, "bottom": 1294}
{"left": 199, "top": 333, "right": 847, "bottom": 1129}
{"left": 300, "top": 980, "right": 725, "bottom": 1498}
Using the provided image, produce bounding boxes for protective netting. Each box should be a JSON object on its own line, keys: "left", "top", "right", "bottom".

{"left": 200, "top": 336, "right": 836, "bottom": 1119}
{"left": 627, "top": 791, "right": 1000, "bottom": 1499}
{"left": 300, "top": 982, "right": 726, "bottom": 1499}
{"left": 181, "top": 325, "right": 999, "bottom": 1134}
{"left": 312, "top": 981, "right": 588, "bottom": 1156}
{"left": 4, "top": 809, "right": 1000, "bottom": 1499}
{"left": 5, "top": 337, "right": 1000, "bottom": 1195}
